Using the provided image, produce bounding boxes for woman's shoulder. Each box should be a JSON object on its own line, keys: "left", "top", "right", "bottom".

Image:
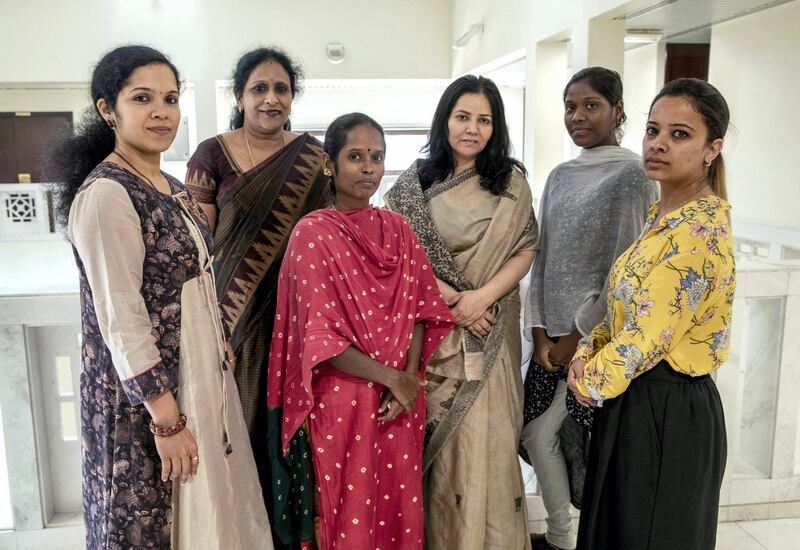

{"left": 195, "top": 135, "right": 226, "bottom": 155}
{"left": 293, "top": 209, "right": 338, "bottom": 236}
{"left": 668, "top": 196, "right": 734, "bottom": 256}
{"left": 505, "top": 166, "right": 532, "bottom": 200}
{"left": 81, "top": 163, "right": 133, "bottom": 192}
{"left": 299, "top": 131, "right": 323, "bottom": 147}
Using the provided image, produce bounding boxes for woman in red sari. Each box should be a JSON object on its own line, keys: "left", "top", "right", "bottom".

{"left": 268, "top": 113, "right": 454, "bottom": 549}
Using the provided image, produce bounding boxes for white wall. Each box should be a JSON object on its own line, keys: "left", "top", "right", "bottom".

{"left": 0, "top": 0, "right": 453, "bottom": 138}
{"left": 450, "top": 0, "right": 527, "bottom": 76}
{"left": 709, "top": 0, "right": 800, "bottom": 230}
{"left": 621, "top": 42, "right": 662, "bottom": 154}
{"left": 0, "top": 88, "right": 89, "bottom": 124}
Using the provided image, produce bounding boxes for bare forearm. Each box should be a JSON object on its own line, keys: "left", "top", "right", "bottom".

{"left": 479, "top": 250, "right": 534, "bottom": 304}
{"left": 405, "top": 323, "right": 425, "bottom": 374}
{"left": 435, "top": 278, "right": 459, "bottom": 303}
{"left": 327, "top": 346, "right": 398, "bottom": 388}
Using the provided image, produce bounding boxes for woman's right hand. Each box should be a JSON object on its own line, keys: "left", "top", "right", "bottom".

{"left": 154, "top": 427, "right": 199, "bottom": 484}
{"left": 386, "top": 370, "right": 424, "bottom": 414}
{"left": 532, "top": 327, "right": 559, "bottom": 373}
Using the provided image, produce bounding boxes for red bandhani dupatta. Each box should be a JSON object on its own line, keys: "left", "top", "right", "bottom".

{"left": 267, "top": 206, "right": 453, "bottom": 548}
{"left": 269, "top": 205, "right": 453, "bottom": 451}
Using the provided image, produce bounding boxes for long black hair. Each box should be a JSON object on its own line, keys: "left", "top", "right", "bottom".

{"left": 229, "top": 47, "right": 303, "bottom": 131}
{"left": 323, "top": 112, "right": 385, "bottom": 196}
{"left": 47, "top": 45, "right": 180, "bottom": 229}
{"left": 649, "top": 78, "right": 730, "bottom": 200}
{"left": 418, "top": 75, "right": 525, "bottom": 195}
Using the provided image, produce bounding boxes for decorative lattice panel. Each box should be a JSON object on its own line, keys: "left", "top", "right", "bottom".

{"left": 0, "top": 184, "right": 54, "bottom": 239}
{"left": 4, "top": 192, "right": 37, "bottom": 224}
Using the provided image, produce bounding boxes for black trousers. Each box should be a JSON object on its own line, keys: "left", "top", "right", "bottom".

{"left": 577, "top": 361, "right": 727, "bottom": 550}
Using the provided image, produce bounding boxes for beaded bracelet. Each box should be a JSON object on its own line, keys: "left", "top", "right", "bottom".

{"left": 149, "top": 413, "right": 187, "bottom": 437}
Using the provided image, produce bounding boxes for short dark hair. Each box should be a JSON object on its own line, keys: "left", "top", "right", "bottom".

{"left": 418, "top": 75, "right": 525, "bottom": 195}
{"left": 564, "top": 66, "right": 627, "bottom": 130}
{"left": 229, "top": 46, "right": 303, "bottom": 130}
{"left": 47, "top": 45, "right": 181, "bottom": 229}
{"left": 323, "top": 112, "right": 385, "bottom": 196}
{"left": 650, "top": 78, "right": 730, "bottom": 199}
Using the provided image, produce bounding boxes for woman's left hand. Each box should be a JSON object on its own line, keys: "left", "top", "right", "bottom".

{"left": 567, "top": 359, "right": 597, "bottom": 408}
{"left": 450, "top": 289, "right": 493, "bottom": 327}
{"left": 466, "top": 309, "right": 496, "bottom": 337}
{"left": 548, "top": 331, "right": 582, "bottom": 367}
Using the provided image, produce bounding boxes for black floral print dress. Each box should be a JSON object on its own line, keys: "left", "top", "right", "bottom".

{"left": 70, "top": 163, "right": 209, "bottom": 549}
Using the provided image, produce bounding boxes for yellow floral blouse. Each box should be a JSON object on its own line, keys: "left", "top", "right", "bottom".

{"left": 574, "top": 195, "right": 736, "bottom": 402}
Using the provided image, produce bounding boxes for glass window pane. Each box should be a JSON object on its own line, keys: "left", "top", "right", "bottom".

{"left": 55, "top": 356, "right": 74, "bottom": 396}
{"left": 60, "top": 402, "right": 78, "bottom": 441}
{"left": 384, "top": 133, "right": 428, "bottom": 172}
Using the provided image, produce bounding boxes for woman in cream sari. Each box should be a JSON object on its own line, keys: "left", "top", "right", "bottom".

{"left": 385, "top": 75, "right": 537, "bottom": 550}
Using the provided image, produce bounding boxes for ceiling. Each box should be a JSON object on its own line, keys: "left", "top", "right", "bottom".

{"left": 619, "top": 0, "right": 796, "bottom": 40}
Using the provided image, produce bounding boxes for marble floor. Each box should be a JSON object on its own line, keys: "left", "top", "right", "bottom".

{"left": 0, "top": 518, "right": 798, "bottom": 549}
{"left": 716, "top": 518, "right": 800, "bottom": 549}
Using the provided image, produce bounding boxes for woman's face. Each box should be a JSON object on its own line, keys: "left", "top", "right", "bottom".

{"left": 446, "top": 92, "right": 493, "bottom": 167}
{"left": 563, "top": 80, "right": 621, "bottom": 149}
{"left": 326, "top": 124, "right": 386, "bottom": 208}
{"left": 643, "top": 95, "right": 721, "bottom": 186}
{"left": 98, "top": 63, "right": 180, "bottom": 156}
{"left": 238, "top": 60, "right": 293, "bottom": 135}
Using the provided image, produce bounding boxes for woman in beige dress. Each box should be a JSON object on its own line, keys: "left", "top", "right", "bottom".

{"left": 49, "top": 45, "right": 272, "bottom": 550}
{"left": 385, "top": 74, "right": 537, "bottom": 550}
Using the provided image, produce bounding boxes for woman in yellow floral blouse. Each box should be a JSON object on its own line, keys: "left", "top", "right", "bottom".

{"left": 567, "top": 78, "right": 735, "bottom": 549}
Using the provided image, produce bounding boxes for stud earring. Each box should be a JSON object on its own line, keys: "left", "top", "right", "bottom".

{"left": 323, "top": 168, "right": 333, "bottom": 176}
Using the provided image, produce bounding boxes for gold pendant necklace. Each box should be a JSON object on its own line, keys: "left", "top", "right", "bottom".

{"left": 243, "top": 132, "right": 256, "bottom": 169}
{"left": 242, "top": 129, "right": 288, "bottom": 170}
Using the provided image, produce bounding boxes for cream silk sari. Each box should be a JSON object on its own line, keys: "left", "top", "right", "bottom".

{"left": 385, "top": 163, "right": 537, "bottom": 550}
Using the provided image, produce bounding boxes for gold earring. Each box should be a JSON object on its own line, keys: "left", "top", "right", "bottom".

{"left": 323, "top": 168, "right": 333, "bottom": 176}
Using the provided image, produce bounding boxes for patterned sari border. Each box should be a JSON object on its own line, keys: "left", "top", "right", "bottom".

{"left": 384, "top": 161, "right": 509, "bottom": 472}
{"left": 215, "top": 134, "right": 245, "bottom": 177}
{"left": 423, "top": 167, "right": 478, "bottom": 201}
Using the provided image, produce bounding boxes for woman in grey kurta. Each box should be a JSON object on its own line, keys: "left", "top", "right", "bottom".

{"left": 521, "top": 67, "right": 657, "bottom": 550}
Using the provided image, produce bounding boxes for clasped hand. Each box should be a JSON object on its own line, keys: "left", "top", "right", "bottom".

{"left": 448, "top": 289, "right": 495, "bottom": 337}
{"left": 378, "top": 369, "right": 425, "bottom": 422}
{"left": 566, "top": 359, "right": 597, "bottom": 408}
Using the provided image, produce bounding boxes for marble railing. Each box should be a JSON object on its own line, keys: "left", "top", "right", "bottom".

{"left": 525, "top": 260, "right": 800, "bottom": 529}
{"left": 2, "top": 261, "right": 800, "bottom": 539}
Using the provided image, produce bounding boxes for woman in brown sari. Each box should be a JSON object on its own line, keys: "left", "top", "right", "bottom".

{"left": 385, "top": 75, "right": 537, "bottom": 550}
{"left": 185, "top": 47, "right": 328, "bottom": 547}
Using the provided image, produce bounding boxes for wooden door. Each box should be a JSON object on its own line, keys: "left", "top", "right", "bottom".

{"left": 0, "top": 112, "right": 73, "bottom": 183}
{"left": 664, "top": 43, "right": 710, "bottom": 83}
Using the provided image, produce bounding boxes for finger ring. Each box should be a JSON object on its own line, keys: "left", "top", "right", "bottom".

{"left": 191, "top": 456, "right": 199, "bottom": 462}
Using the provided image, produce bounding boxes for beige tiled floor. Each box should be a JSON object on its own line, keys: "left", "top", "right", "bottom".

{"left": 716, "top": 518, "right": 800, "bottom": 549}
{"left": 2, "top": 518, "right": 800, "bottom": 548}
